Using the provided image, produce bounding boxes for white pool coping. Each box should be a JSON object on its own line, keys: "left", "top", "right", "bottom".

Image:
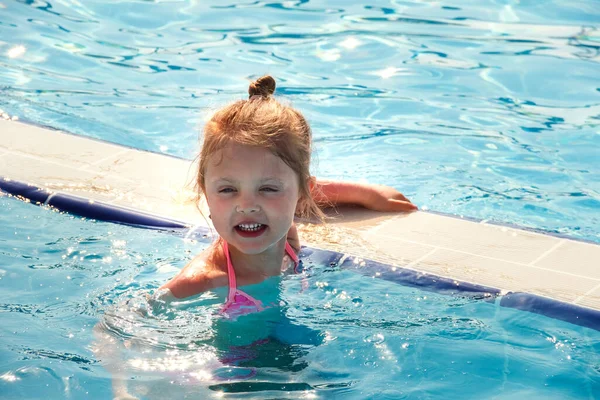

{"left": 1, "top": 119, "right": 599, "bottom": 311}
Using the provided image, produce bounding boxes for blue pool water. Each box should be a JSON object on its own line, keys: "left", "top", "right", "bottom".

{"left": 1, "top": 194, "right": 599, "bottom": 399}
{"left": 1, "top": 1, "right": 600, "bottom": 398}
{"left": 0, "top": 0, "right": 599, "bottom": 242}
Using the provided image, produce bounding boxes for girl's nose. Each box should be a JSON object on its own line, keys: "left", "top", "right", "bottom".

{"left": 236, "top": 204, "right": 260, "bottom": 213}
{"left": 235, "top": 194, "right": 261, "bottom": 214}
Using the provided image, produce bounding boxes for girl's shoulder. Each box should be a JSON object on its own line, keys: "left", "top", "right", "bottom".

{"left": 185, "top": 250, "right": 228, "bottom": 283}
{"left": 160, "top": 243, "right": 228, "bottom": 298}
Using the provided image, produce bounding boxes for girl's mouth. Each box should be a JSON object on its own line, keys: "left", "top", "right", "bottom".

{"left": 235, "top": 223, "right": 268, "bottom": 238}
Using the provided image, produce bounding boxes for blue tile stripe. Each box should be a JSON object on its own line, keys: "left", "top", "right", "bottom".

{"left": 1, "top": 176, "right": 599, "bottom": 331}
{"left": 500, "top": 293, "right": 600, "bottom": 331}
{"left": 339, "top": 255, "right": 501, "bottom": 296}
{"left": 0, "top": 177, "right": 188, "bottom": 229}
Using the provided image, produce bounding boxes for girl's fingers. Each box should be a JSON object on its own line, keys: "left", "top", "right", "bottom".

{"left": 388, "top": 199, "right": 418, "bottom": 211}
{"left": 392, "top": 193, "right": 410, "bottom": 202}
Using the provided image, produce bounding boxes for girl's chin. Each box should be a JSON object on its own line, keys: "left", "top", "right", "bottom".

{"left": 225, "top": 228, "right": 288, "bottom": 255}
{"left": 229, "top": 242, "right": 272, "bottom": 256}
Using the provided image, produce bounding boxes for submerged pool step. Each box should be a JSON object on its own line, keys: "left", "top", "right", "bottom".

{"left": 1, "top": 119, "right": 599, "bottom": 314}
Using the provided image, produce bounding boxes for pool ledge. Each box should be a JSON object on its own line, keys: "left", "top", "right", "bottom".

{"left": 2, "top": 119, "right": 600, "bottom": 313}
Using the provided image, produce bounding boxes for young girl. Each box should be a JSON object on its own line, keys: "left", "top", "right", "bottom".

{"left": 158, "top": 75, "right": 416, "bottom": 313}
{"left": 97, "top": 76, "right": 416, "bottom": 399}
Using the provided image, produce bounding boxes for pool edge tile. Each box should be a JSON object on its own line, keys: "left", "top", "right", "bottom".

{"left": 369, "top": 210, "right": 562, "bottom": 266}
{"left": 410, "top": 247, "right": 599, "bottom": 304}
{"left": 574, "top": 283, "right": 600, "bottom": 311}
{"left": 0, "top": 119, "right": 133, "bottom": 170}
{"left": 0, "top": 152, "right": 138, "bottom": 204}
{"left": 533, "top": 240, "right": 600, "bottom": 280}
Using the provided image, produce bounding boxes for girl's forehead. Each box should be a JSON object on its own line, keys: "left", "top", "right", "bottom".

{"left": 206, "top": 143, "right": 294, "bottom": 177}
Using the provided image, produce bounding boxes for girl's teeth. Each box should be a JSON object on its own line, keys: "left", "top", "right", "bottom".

{"left": 238, "top": 223, "right": 263, "bottom": 231}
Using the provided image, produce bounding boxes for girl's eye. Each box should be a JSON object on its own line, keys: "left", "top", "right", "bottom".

{"left": 260, "top": 187, "right": 279, "bottom": 193}
{"left": 218, "top": 188, "right": 236, "bottom": 194}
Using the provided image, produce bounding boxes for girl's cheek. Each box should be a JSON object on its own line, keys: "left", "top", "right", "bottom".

{"left": 266, "top": 197, "right": 298, "bottom": 215}
{"left": 206, "top": 197, "right": 229, "bottom": 216}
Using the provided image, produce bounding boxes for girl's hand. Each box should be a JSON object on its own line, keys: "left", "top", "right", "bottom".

{"left": 362, "top": 184, "right": 418, "bottom": 212}
{"left": 312, "top": 179, "right": 418, "bottom": 213}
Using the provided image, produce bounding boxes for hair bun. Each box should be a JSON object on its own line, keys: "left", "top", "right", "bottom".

{"left": 248, "top": 75, "right": 276, "bottom": 99}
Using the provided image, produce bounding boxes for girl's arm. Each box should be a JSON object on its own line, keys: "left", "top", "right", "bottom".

{"left": 311, "top": 179, "right": 417, "bottom": 212}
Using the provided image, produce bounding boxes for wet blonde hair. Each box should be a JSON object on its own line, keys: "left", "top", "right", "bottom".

{"left": 197, "top": 75, "right": 324, "bottom": 221}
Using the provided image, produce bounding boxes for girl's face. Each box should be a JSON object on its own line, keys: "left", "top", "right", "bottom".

{"left": 203, "top": 143, "right": 301, "bottom": 255}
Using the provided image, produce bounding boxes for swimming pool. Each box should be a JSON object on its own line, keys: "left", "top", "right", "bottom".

{"left": 1, "top": 194, "right": 598, "bottom": 399}
{"left": 1, "top": 0, "right": 600, "bottom": 398}
{"left": 1, "top": 0, "right": 599, "bottom": 243}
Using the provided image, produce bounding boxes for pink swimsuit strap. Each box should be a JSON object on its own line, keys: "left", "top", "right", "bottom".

{"left": 220, "top": 240, "right": 300, "bottom": 316}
